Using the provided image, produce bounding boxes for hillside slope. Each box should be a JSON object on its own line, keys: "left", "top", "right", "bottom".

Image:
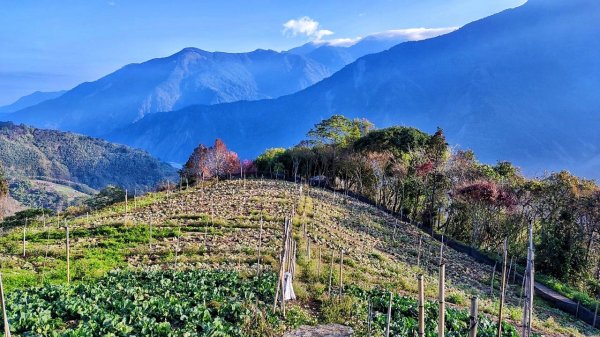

{"left": 109, "top": 0, "right": 600, "bottom": 179}
{"left": 0, "top": 90, "right": 66, "bottom": 114}
{"left": 0, "top": 180, "right": 595, "bottom": 336}
{"left": 0, "top": 122, "right": 176, "bottom": 197}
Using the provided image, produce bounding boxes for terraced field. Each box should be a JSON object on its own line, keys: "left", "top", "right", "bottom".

{"left": 0, "top": 179, "right": 598, "bottom": 336}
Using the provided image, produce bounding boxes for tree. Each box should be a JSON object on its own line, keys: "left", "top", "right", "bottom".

{"left": 181, "top": 139, "right": 241, "bottom": 181}
{"left": 307, "top": 115, "right": 373, "bottom": 147}
{"left": 86, "top": 185, "right": 126, "bottom": 210}
{"left": 256, "top": 148, "right": 286, "bottom": 178}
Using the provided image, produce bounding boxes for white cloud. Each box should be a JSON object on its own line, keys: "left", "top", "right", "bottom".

{"left": 368, "top": 27, "right": 458, "bottom": 41}
{"left": 283, "top": 16, "right": 334, "bottom": 42}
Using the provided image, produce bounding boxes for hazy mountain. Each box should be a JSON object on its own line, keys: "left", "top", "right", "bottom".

{"left": 0, "top": 90, "right": 66, "bottom": 114}
{"left": 0, "top": 122, "right": 176, "bottom": 193}
{"left": 108, "top": 0, "right": 600, "bottom": 179}
{"left": 8, "top": 48, "right": 332, "bottom": 136}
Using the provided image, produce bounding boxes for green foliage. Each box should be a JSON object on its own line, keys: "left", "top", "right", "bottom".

{"left": 85, "top": 185, "right": 126, "bottom": 210}
{"left": 346, "top": 287, "right": 522, "bottom": 337}
{"left": 2, "top": 269, "right": 279, "bottom": 336}
{"left": 353, "top": 126, "right": 430, "bottom": 158}
{"left": 255, "top": 148, "right": 287, "bottom": 177}
{"left": 308, "top": 115, "right": 373, "bottom": 147}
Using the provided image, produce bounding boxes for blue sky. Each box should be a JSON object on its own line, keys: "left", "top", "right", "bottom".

{"left": 0, "top": 0, "right": 525, "bottom": 105}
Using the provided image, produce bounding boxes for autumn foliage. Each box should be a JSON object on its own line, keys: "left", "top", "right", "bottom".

{"left": 181, "top": 139, "right": 241, "bottom": 181}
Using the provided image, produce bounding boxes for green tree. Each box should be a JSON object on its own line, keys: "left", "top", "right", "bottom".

{"left": 353, "top": 126, "right": 430, "bottom": 158}
{"left": 308, "top": 115, "right": 373, "bottom": 147}
{"left": 256, "top": 148, "right": 287, "bottom": 178}
{"left": 85, "top": 185, "right": 126, "bottom": 210}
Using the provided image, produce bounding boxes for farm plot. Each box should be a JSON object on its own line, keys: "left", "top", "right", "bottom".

{"left": 0, "top": 179, "right": 597, "bottom": 336}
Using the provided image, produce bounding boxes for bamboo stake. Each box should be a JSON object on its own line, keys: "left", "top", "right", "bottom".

{"left": 338, "top": 249, "right": 344, "bottom": 298}
{"left": 66, "top": 224, "right": 70, "bottom": 284}
{"left": 22, "top": 218, "right": 27, "bottom": 257}
{"left": 385, "top": 291, "right": 393, "bottom": 337}
{"left": 497, "top": 239, "right": 508, "bottom": 337}
{"left": 439, "top": 235, "right": 444, "bottom": 266}
{"left": 418, "top": 274, "right": 425, "bottom": 337}
{"left": 439, "top": 263, "right": 446, "bottom": 337}
{"left": 469, "top": 297, "right": 478, "bottom": 337}
{"left": 328, "top": 249, "right": 334, "bottom": 297}
{"left": 257, "top": 216, "right": 263, "bottom": 276}
{"left": 0, "top": 273, "right": 11, "bottom": 337}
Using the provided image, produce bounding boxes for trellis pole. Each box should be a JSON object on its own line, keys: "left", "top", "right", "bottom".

{"left": 385, "top": 291, "right": 393, "bottom": 337}
{"left": 469, "top": 297, "right": 478, "bottom": 337}
{"left": 256, "top": 215, "right": 263, "bottom": 276}
{"left": 328, "top": 249, "right": 334, "bottom": 297}
{"left": 497, "top": 238, "right": 508, "bottom": 337}
{"left": 439, "top": 263, "right": 446, "bottom": 337}
{"left": 66, "top": 224, "right": 70, "bottom": 284}
{"left": 521, "top": 221, "right": 535, "bottom": 337}
{"left": 418, "top": 274, "right": 425, "bottom": 337}
{"left": 0, "top": 272, "right": 11, "bottom": 337}
{"left": 338, "top": 249, "right": 344, "bottom": 298}
{"left": 22, "top": 218, "right": 27, "bottom": 257}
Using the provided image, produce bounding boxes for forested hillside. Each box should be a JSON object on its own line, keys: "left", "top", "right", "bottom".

{"left": 0, "top": 122, "right": 176, "bottom": 209}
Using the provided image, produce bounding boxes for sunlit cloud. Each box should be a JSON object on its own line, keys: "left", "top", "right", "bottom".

{"left": 283, "top": 16, "right": 333, "bottom": 42}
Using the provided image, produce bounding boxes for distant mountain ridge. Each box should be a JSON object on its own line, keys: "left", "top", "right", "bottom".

{"left": 108, "top": 0, "right": 600, "bottom": 180}
{"left": 0, "top": 90, "right": 65, "bottom": 114}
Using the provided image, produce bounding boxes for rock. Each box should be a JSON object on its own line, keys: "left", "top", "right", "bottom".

{"left": 283, "top": 324, "right": 353, "bottom": 337}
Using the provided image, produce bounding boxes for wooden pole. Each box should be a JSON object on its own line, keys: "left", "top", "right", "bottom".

{"left": 22, "top": 218, "right": 27, "bottom": 257}
{"left": 0, "top": 273, "right": 11, "bottom": 337}
{"left": 418, "top": 274, "right": 425, "bottom": 337}
{"left": 274, "top": 218, "right": 289, "bottom": 312}
{"left": 338, "top": 249, "right": 344, "bottom": 298}
{"left": 439, "top": 235, "right": 444, "bottom": 266}
{"left": 385, "top": 291, "right": 393, "bottom": 337}
{"left": 257, "top": 216, "right": 263, "bottom": 276}
{"left": 593, "top": 300, "right": 598, "bottom": 328}
{"left": 307, "top": 239, "right": 311, "bottom": 259}
{"left": 125, "top": 189, "right": 128, "bottom": 218}
{"left": 469, "top": 297, "right": 478, "bottom": 337}
{"left": 367, "top": 297, "right": 372, "bottom": 334}
{"left": 328, "top": 249, "right": 334, "bottom": 297}
{"left": 497, "top": 239, "right": 508, "bottom": 337}
{"left": 439, "top": 263, "right": 446, "bottom": 337}
{"left": 66, "top": 224, "right": 70, "bottom": 284}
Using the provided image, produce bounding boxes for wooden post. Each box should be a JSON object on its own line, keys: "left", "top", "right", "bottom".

{"left": 0, "top": 273, "right": 11, "bottom": 337}
{"left": 22, "top": 218, "right": 27, "bottom": 257}
{"left": 418, "top": 274, "right": 425, "bottom": 337}
{"left": 367, "top": 297, "right": 372, "bottom": 334}
{"left": 521, "top": 220, "right": 535, "bottom": 337}
{"left": 469, "top": 297, "right": 478, "bottom": 337}
{"left": 274, "top": 218, "right": 290, "bottom": 312}
{"left": 125, "top": 189, "right": 128, "bottom": 218}
{"left": 307, "top": 239, "right": 311, "bottom": 259}
{"left": 257, "top": 216, "right": 263, "bottom": 276}
{"left": 497, "top": 239, "right": 508, "bottom": 337}
{"left": 328, "top": 249, "right": 334, "bottom": 297}
{"left": 66, "top": 224, "right": 70, "bottom": 284}
{"left": 338, "top": 249, "right": 344, "bottom": 298}
{"left": 385, "top": 291, "right": 393, "bottom": 337}
{"left": 439, "top": 263, "right": 446, "bottom": 337}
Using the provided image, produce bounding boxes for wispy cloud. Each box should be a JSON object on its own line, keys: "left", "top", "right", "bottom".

{"left": 368, "top": 27, "right": 458, "bottom": 41}
{"left": 282, "top": 17, "right": 333, "bottom": 42}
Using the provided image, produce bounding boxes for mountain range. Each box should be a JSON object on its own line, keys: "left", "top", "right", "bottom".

{"left": 109, "top": 0, "right": 600, "bottom": 179}
{"left": 4, "top": 0, "right": 600, "bottom": 179}
{"left": 3, "top": 31, "right": 423, "bottom": 137}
